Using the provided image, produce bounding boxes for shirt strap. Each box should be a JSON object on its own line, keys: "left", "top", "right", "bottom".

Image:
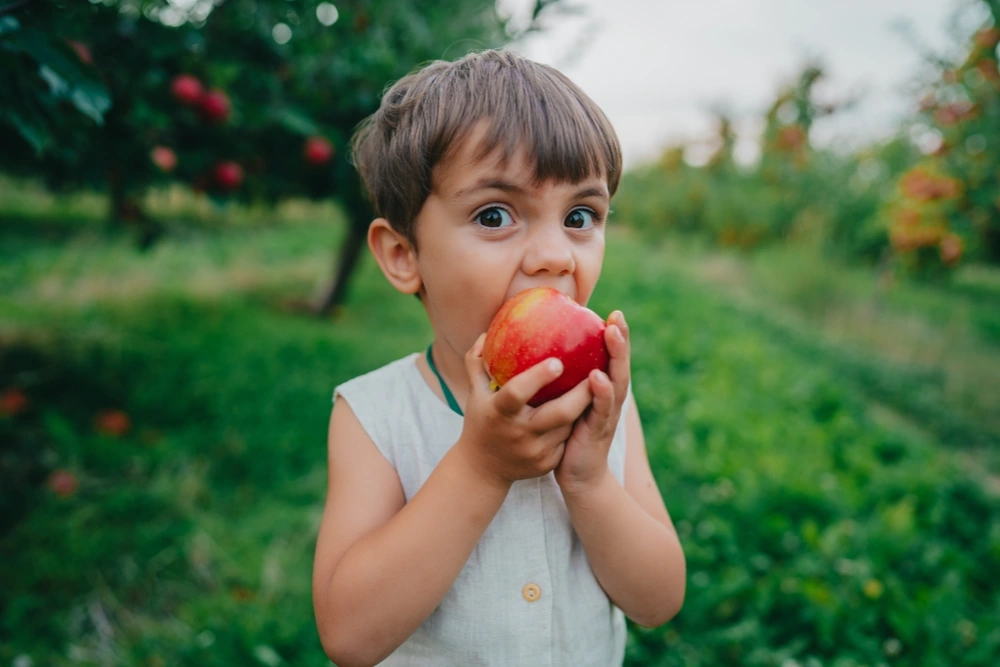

{"left": 426, "top": 344, "right": 463, "bottom": 417}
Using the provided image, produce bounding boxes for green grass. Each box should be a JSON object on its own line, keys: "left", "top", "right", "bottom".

{"left": 2, "top": 201, "right": 999, "bottom": 666}
{"left": 657, "top": 235, "right": 1000, "bottom": 452}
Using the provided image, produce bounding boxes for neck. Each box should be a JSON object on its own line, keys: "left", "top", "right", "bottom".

{"left": 430, "top": 339, "right": 472, "bottom": 410}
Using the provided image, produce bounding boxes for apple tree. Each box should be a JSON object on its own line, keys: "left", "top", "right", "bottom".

{"left": 0, "top": 0, "right": 574, "bottom": 311}
{"left": 889, "top": 0, "right": 1000, "bottom": 275}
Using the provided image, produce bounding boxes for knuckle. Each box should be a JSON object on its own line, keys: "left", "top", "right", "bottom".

{"left": 529, "top": 447, "right": 548, "bottom": 466}
{"left": 493, "top": 392, "right": 515, "bottom": 413}
{"left": 530, "top": 448, "right": 556, "bottom": 472}
{"left": 499, "top": 400, "right": 521, "bottom": 418}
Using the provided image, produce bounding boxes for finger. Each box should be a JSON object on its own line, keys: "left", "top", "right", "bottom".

{"left": 531, "top": 376, "right": 593, "bottom": 431}
{"left": 463, "top": 334, "right": 492, "bottom": 394}
{"left": 494, "top": 357, "right": 564, "bottom": 417}
{"left": 545, "top": 437, "right": 568, "bottom": 469}
{"left": 604, "top": 316, "right": 631, "bottom": 400}
{"left": 609, "top": 310, "right": 630, "bottom": 343}
{"left": 587, "top": 369, "right": 616, "bottom": 430}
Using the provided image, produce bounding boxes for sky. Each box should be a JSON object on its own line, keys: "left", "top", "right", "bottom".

{"left": 500, "top": 0, "right": 984, "bottom": 167}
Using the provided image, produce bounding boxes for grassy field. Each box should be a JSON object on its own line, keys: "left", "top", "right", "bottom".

{"left": 2, "top": 193, "right": 999, "bottom": 666}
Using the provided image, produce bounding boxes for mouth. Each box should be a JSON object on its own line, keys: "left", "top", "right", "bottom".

{"left": 506, "top": 284, "right": 577, "bottom": 304}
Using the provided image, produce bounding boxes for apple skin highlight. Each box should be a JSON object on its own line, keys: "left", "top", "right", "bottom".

{"left": 483, "top": 287, "right": 610, "bottom": 407}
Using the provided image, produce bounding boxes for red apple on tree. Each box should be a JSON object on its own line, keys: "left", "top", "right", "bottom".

{"left": 304, "top": 136, "right": 334, "bottom": 165}
{"left": 975, "top": 27, "right": 1000, "bottom": 50}
{"left": 482, "top": 287, "right": 610, "bottom": 407}
{"left": 212, "top": 161, "right": 244, "bottom": 192}
{"left": 940, "top": 234, "right": 963, "bottom": 266}
{"left": 95, "top": 409, "right": 132, "bottom": 437}
{"left": 171, "top": 74, "right": 203, "bottom": 106}
{"left": 150, "top": 146, "right": 177, "bottom": 172}
{"left": 48, "top": 469, "right": 79, "bottom": 498}
{"left": 0, "top": 387, "right": 28, "bottom": 416}
{"left": 66, "top": 40, "right": 93, "bottom": 65}
{"left": 198, "top": 89, "right": 231, "bottom": 124}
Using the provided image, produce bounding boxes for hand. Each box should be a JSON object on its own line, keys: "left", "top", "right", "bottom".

{"left": 456, "top": 334, "right": 594, "bottom": 490}
{"left": 555, "top": 310, "right": 631, "bottom": 495}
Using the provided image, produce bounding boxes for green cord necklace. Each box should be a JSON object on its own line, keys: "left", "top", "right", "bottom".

{"left": 425, "top": 344, "right": 463, "bottom": 416}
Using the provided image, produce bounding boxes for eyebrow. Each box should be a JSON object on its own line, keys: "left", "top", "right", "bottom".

{"left": 453, "top": 178, "right": 608, "bottom": 201}
{"left": 453, "top": 179, "right": 525, "bottom": 199}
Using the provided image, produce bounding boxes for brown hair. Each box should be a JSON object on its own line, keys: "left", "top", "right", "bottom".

{"left": 350, "top": 49, "right": 622, "bottom": 248}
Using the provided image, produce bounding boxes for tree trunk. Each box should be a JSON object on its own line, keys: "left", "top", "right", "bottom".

{"left": 314, "top": 217, "right": 368, "bottom": 316}
{"left": 983, "top": 225, "right": 1000, "bottom": 265}
{"left": 107, "top": 168, "right": 163, "bottom": 251}
{"left": 312, "top": 157, "right": 377, "bottom": 317}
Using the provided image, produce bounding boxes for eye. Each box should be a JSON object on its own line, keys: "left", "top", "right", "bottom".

{"left": 475, "top": 206, "right": 513, "bottom": 229}
{"left": 565, "top": 208, "right": 597, "bottom": 230}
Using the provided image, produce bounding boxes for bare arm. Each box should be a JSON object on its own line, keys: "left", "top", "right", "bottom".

{"left": 312, "top": 399, "right": 509, "bottom": 667}
{"left": 561, "top": 398, "right": 686, "bottom": 627}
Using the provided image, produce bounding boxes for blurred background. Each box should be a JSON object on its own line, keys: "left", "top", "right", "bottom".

{"left": 2, "top": 0, "right": 999, "bottom": 665}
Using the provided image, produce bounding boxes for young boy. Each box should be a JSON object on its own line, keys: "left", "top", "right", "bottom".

{"left": 312, "top": 49, "right": 686, "bottom": 667}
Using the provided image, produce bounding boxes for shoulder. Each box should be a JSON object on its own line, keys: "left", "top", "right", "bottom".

{"left": 332, "top": 352, "right": 428, "bottom": 470}
{"left": 334, "top": 352, "right": 426, "bottom": 428}
{"left": 334, "top": 352, "right": 421, "bottom": 403}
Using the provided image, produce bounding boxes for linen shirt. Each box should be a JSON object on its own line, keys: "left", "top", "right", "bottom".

{"left": 334, "top": 352, "right": 629, "bottom": 666}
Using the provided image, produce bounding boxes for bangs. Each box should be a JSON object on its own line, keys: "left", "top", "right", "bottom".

{"left": 427, "top": 52, "right": 621, "bottom": 194}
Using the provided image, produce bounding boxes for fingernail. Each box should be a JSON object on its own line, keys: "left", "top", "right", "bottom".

{"left": 549, "top": 359, "right": 563, "bottom": 374}
{"left": 614, "top": 326, "right": 625, "bottom": 343}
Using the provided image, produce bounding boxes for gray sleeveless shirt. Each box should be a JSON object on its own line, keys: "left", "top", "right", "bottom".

{"left": 334, "top": 352, "right": 628, "bottom": 666}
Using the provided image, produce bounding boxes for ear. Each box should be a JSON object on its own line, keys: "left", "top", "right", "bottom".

{"left": 368, "top": 218, "right": 422, "bottom": 295}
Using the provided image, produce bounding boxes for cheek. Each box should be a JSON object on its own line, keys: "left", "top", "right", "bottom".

{"left": 419, "top": 250, "right": 512, "bottom": 338}
{"left": 419, "top": 238, "right": 504, "bottom": 295}
{"left": 575, "top": 242, "right": 605, "bottom": 303}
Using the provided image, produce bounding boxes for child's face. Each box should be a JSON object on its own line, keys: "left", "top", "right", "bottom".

{"left": 412, "top": 127, "right": 610, "bottom": 355}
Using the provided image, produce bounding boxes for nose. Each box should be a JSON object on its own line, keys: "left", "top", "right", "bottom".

{"left": 522, "top": 223, "right": 575, "bottom": 277}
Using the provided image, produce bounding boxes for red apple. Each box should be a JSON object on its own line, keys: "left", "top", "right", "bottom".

{"left": 48, "top": 469, "right": 79, "bottom": 498}
{"left": 0, "top": 387, "right": 28, "bottom": 416}
{"left": 95, "top": 409, "right": 131, "bottom": 437}
{"left": 303, "top": 136, "right": 334, "bottom": 165}
{"left": 67, "top": 40, "right": 93, "bottom": 65}
{"left": 482, "top": 287, "right": 609, "bottom": 407}
{"left": 171, "top": 74, "right": 204, "bottom": 106}
{"left": 975, "top": 27, "right": 1000, "bottom": 50}
{"left": 198, "top": 89, "right": 231, "bottom": 124}
{"left": 150, "top": 146, "right": 177, "bottom": 172}
{"left": 940, "top": 234, "right": 963, "bottom": 266}
{"left": 213, "top": 161, "right": 244, "bottom": 191}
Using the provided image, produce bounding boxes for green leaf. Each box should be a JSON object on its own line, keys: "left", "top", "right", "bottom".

{"left": 0, "top": 16, "right": 20, "bottom": 36}
{"left": 42, "top": 410, "right": 81, "bottom": 460}
{"left": 69, "top": 81, "right": 110, "bottom": 124}
{"left": 8, "top": 27, "right": 110, "bottom": 124}
{"left": 271, "top": 106, "right": 322, "bottom": 136}
{"left": 0, "top": 107, "right": 51, "bottom": 154}
{"left": 39, "top": 63, "right": 68, "bottom": 95}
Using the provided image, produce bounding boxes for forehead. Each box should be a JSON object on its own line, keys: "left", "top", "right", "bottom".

{"left": 432, "top": 126, "right": 608, "bottom": 198}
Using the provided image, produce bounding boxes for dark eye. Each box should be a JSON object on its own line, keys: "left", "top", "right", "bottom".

{"left": 565, "top": 208, "right": 596, "bottom": 229}
{"left": 476, "top": 207, "right": 513, "bottom": 229}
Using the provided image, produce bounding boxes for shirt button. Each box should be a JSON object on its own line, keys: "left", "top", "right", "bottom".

{"left": 522, "top": 583, "right": 541, "bottom": 602}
